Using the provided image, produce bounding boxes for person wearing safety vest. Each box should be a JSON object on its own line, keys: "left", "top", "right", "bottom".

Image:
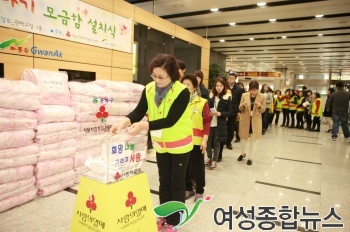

{"left": 288, "top": 89, "right": 298, "bottom": 128}
{"left": 271, "top": 90, "right": 283, "bottom": 126}
{"left": 181, "top": 74, "right": 211, "bottom": 203}
{"left": 311, "top": 92, "right": 323, "bottom": 132}
{"left": 278, "top": 89, "right": 291, "bottom": 127}
{"left": 296, "top": 90, "right": 305, "bottom": 129}
{"left": 110, "top": 54, "right": 193, "bottom": 232}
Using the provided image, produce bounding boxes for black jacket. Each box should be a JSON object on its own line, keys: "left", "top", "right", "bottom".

{"left": 228, "top": 84, "right": 243, "bottom": 116}
{"left": 208, "top": 93, "right": 232, "bottom": 142}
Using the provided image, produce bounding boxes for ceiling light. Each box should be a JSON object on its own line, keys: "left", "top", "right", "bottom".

{"left": 219, "top": 39, "right": 225, "bottom": 42}
{"left": 318, "top": 34, "right": 323, "bottom": 36}
{"left": 282, "top": 36, "right": 287, "bottom": 39}
{"left": 269, "top": 19, "right": 276, "bottom": 22}
{"left": 147, "top": 26, "right": 151, "bottom": 29}
{"left": 315, "top": 15, "right": 324, "bottom": 18}
{"left": 210, "top": 8, "right": 219, "bottom": 12}
{"left": 257, "top": 2, "right": 266, "bottom": 6}
{"left": 171, "top": 36, "right": 175, "bottom": 38}
{"left": 249, "top": 38, "right": 254, "bottom": 40}
{"left": 229, "top": 22, "right": 236, "bottom": 26}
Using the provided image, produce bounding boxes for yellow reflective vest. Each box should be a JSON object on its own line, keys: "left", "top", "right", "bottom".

{"left": 311, "top": 98, "right": 322, "bottom": 117}
{"left": 146, "top": 81, "right": 193, "bottom": 154}
{"left": 188, "top": 95, "right": 207, "bottom": 146}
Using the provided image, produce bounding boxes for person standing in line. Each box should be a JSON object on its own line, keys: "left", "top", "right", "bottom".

{"left": 235, "top": 82, "right": 246, "bottom": 142}
{"left": 110, "top": 54, "right": 193, "bottom": 232}
{"left": 326, "top": 81, "right": 350, "bottom": 141}
{"left": 311, "top": 92, "right": 322, "bottom": 132}
{"left": 323, "top": 88, "right": 335, "bottom": 133}
{"left": 260, "top": 84, "right": 272, "bottom": 134}
{"left": 177, "top": 59, "right": 186, "bottom": 78}
{"left": 288, "top": 89, "right": 298, "bottom": 128}
{"left": 304, "top": 90, "right": 313, "bottom": 131}
{"left": 193, "top": 70, "right": 210, "bottom": 101}
{"left": 296, "top": 90, "right": 305, "bottom": 129}
{"left": 226, "top": 71, "right": 244, "bottom": 148}
{"left": 237, "top": 81, "right": 266, "bottom": 166}
{"left": 205, "top": 77, "right": 232, "bottom": 168}
{"left": 181, "top": 74, "right": 211, "bottom": 202}
{"left": 279, "top": 89, "right": 291, "bottom": 127}
{"left": 271, "top": 90, "right": 282, "bottom": 126}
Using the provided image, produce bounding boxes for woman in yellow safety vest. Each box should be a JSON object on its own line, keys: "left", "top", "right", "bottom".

{"left": 311, "top": 92, "right": 322, "bottom": 132}
{"left": 181, "top": 74, "right": 211, "bottom": 202}
{"left": 272, "top": 90, "right": 283, "bottom": 125}
{"left": 288, "top": 89, "right": 298, "bottom": 128}
{"left": 296, "top": 90, "right": 305, "bottom": 129}
{"left": 110, "top": 54, "right": 193, "bottom": 232}
{"left": 278, "top": 89, "right": 291, "bottom": 127}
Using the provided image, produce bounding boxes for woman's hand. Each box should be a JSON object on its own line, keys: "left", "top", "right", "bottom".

{"left": 110, "top": 118, "right": 131, "bottom": 135}
{"left": 254, "top": 102, "right": 261, "bottom": 108}
{"left": 200, "top": 135, "right": 208, "bottom": 154}
{"left": 127, "top": 121, "right": 149, "bottom": 136}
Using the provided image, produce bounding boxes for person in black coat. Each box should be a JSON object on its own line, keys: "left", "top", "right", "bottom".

{"left": 323, "top": 88, "right": 335, "bottom": 132}
{"left": 205, "top": 77, "right": 232, "bottom": 169}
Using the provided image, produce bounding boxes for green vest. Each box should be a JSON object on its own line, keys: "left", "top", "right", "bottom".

{"left": 189, "top": 95, "right": 207, "bottom": 145}
{"left": 311, "top": 98, "right": 322, "bottom": 117}
{"left": 146, "top": 81, "right": 193, "bottom": 154}
{"left": 275, "top": 97, "right": 282, "bottom": 111}
{"left": 289, "top": 96, "right": 297, "bottom": 110}
{"left": 296, "top": 97, "right": 305, "bottom": 112}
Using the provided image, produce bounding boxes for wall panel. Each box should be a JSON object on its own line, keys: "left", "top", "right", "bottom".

{"left": 113, "top": 0, "right": 135, "bottom": 20}
{"left": 81, "top": 0, "right": 113, "bottom": 12}
{"left": 201, "top": 48, "right": 210, "bottom": 70}
{"left": 112, "top": 68, "right": 132, "bottom": 82}
{"left": 0, "top": 53, "right": 33, "bottom": 80}
{"left": 33, "top": 35, "right": 112, "bottom": 66}
{"left": 175, "top": 26, "right": 206, "bottom": 48}
{"left": 34, "top": 58, "right": 112, "bottom": 80}
{"left": 112, "top": 51, "right": 133, "bottom": 69}
{"left": 134, "top": 8, "right": 175, "bottom": 36}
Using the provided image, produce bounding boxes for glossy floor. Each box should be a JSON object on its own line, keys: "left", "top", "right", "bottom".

{"left": 1, "top": 124, "right": 349, "bottom": 232}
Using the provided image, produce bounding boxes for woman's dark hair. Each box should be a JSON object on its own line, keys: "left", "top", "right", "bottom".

{"left": 181, "top": 74, "right": 198, "bottom": 89}
{"left": 249, "top": 81, "right": 259, "bottom": 90}
{"left": 328, "top": 88, "right": 335, "bottom": 94}
{"left": 290, "top": 89, "right": 297, "bottom": 97}
{"left": 212, "top": 77, "right": 228, "bottom": 98}
{"left": 307, "top": 90, "right": 313, "bottom": 95}
{"left": 177, "top": 59, "right": 186, "bottom": 71}
{"left": 193, "top": 70, "right": 203, "bottom": 85}
{"left": 260, "top": 84, "right": 269, "bottom": 93}
{"left": 275, "top": 90, "right": 281, "bottom": 95}
{"left": 237, "top": 81, "right": 245, "bottom": 92}
{"left": 148, "top": 54, "right": 180, "bottom": 82}
{"left": 314, "top": 92, "right": 321, "bottom": 98}
{"left": 285, "top": 89, "right": 290, "bottom": 94}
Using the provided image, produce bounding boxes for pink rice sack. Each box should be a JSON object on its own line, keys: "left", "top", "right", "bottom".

{"left": 0, "top": 130, "right": 35, "bottom": 150}
{"left": 0, "top": 186, "right": 37, "bottom": 213}
{"left": 35, "top": 122, "right": 77, "bottom": 136}
{"left": 36, "top": 105, "right": 75, "bottom": 124}
{"left": 0, "top": 154, "right": 38, "bottom": 170}
{"left": 35, "top": 169, "right": 75, "bottom": 188}
{"left": 37, "top": 177, "right": 75, "bottom": 197}
{"left": 0, "top": 177, "right": 35, "bottom": 201}
{"left": 21, "top": 69, "right": 71, "bottom": 105}
{"left": 34, "top": 157, "right": 73, "bottom": 179}
{"left": 0, "top": 165, "right": 34, "bottom": 184}
{"left": 0, "top": 144, "right": 39, "bottom": 159}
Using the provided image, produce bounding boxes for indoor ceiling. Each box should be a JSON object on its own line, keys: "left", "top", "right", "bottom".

{"left": 125, "top": 0, "right": 350, "bottom": 75}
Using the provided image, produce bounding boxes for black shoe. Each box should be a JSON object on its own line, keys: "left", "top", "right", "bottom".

{"left": 262, "top": 130, "right": 265, "bottom": 135}
{"left": 217, "top": 158, "right": 222, "bottom": 162}
{"left": 237, "top": 154, "right": 246, "bottom": 161}
{"left": 226, "top": 144, "right": 233, "bottom": 150}
{"left": 326, "top": 129, "right": 332, "bottom": 133}
{"left": 247, "top": 159, "right": 252, "bottom": 165}
{"left": 234, "top": 138, "right": 240, "bottom": 143}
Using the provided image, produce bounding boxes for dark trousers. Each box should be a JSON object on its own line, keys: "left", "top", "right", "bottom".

{"left": 289, "top": 110, "right": 296, "bottom": 127}
{"left": 157, "top": 152, "right": 190, "bottom": 225}
{"left": 227, "top": 115, "right": 237, "bottom": 144}
{"left": 312, "top": 116, "right": 321, "bottom": 130}
{"left": 296, "top": 111, "right": 304, "bottom": 128}
{"left": 305, "top": 112, "right": 312, "bottom": 129}
{"left": 282, "top": 108, "right": 289, "bottom": 126}
{"left": 274, "top": 111, "right": 281, "bottom": 125}
{"left": 235, "top": 120, "right": 240, "bottom": 140}
{"left": 262, "top": 110, "right": 270, "bottom": 130}
{"left": 185, "top": 145, "right": 205, "bottom": 194}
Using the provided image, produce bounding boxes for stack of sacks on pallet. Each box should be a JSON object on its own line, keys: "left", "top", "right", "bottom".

{"left": 0, "top": 79, "right": 40, "bottom": 212}
{"left": 68, "top": 82, "right": 123, "bottom": 183}
{"left": 21, "top": 69, "right": 76, "bottom": 196}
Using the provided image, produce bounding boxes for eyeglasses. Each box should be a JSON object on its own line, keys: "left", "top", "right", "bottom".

{"left": 150, "top": 74, "right": 168, "bottom": 81}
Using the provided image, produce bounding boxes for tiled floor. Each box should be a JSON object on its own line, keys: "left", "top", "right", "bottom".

{"left": 1, "top": 124, "right": 349, "bottom": 232}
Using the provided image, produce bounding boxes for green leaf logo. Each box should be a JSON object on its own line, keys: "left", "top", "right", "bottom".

{"left": 0, "top": 35, "right": 32, "bottom": 50}
{"left": 153, "top": 195, "right": 213, "bottom": 229}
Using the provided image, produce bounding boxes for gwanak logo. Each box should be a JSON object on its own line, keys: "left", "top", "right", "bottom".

{"left": 86, "top": 194, "right": 97, "bottom": 213}
{"left": 125, "top": 191, "right": 137, "bottom": 210}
